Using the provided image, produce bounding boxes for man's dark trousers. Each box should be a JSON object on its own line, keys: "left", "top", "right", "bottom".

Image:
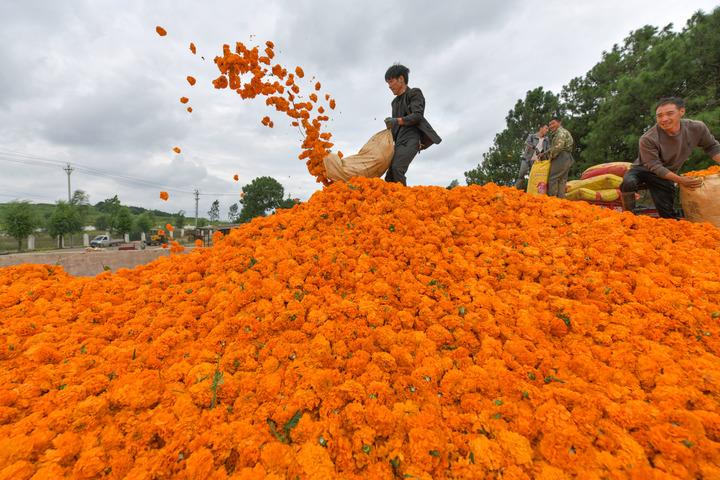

{"left": 385, "top": 132, "right": 421, "bottom": 186}
{"left": 620, "top": 166, "right": 677, "bottom": 218}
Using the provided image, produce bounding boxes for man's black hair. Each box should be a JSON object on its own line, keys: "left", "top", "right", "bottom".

{"left": 385, "top": 64, "right": 409, "bottom": 84}
{"left": 550, "top": 115, "right": 562, "bottom": 123}
{"left": 656, "top": 97, "right": 685, "bottom": 110}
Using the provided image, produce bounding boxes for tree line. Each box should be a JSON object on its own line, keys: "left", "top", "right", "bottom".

{"left": 465, "top": 7, "right": 720, "bottom": 186}
{"left": 0, "top": 176, "right": 299, "bottom": 251}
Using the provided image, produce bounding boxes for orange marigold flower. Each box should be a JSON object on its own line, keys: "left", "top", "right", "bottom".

{"left": 187, "top": 76, "right": 196, "bottom": 86}
{"left": 161, "top": 242, "right": 168, "bottom": 248}
{"left": 233, "top": 174, "right": 239, "bottom": 181}
{"left": 686, "top": 165, "right": 720, "bottom": 177}
{"left": 189, "top": 42, "right": 197, "bottom": 54}
{"left": 194, "top": 238, "right": 203, "bottom": 247}
{"left": 159, "top": 191, "right": 169, "bottom": 201}
{"left": 329, "top": 99, "right": 336, "bottom": 109}
{"left": 295, "top": 66, "right": 305, "bottom": 78}
{"left": 155, "top": 26, "right": 167, "bottom": 36}
{"left": 315, "top": 81, "right": 321, "bottom": 91}
{"left": 165, "top": 224, "right": 174, "bottom": 232}
{"left": 180, "top": 97, "right": 189, "bottom": 104}
{"left": 187, "top": 107, "right": 193, "bottom": 113}
{"left": 173, "top": 147, "right": 181, "bottom": 154}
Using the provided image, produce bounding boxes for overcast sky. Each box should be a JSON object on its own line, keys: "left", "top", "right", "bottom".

{"left": 1, "top": 1, "right": 717, "bottom": 221}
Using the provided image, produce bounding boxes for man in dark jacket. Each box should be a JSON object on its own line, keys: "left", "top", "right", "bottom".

{"left": 383, "top": 64, "right": 442, "bottom": 186}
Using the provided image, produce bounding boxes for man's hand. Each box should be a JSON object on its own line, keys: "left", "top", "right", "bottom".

{"left": 678, "top": 175, "right": 703, "bottom": 190}
{"left": 384, "top": 117, "right": 397, "bottom": 129}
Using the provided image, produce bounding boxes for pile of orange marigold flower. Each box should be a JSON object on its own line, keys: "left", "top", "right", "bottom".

{"left": 1, "top": 179, "right": 720, "bottom": 479}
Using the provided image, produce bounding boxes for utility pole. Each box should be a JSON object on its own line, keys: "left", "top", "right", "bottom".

{"left": 63, "top": 163, "right": 74, "bottom": 248}
{"left": 194, "top": 189, "right": 200, "bottom": 228}
{"left": 63, "top": 163, "right": 73, "bottom": 202}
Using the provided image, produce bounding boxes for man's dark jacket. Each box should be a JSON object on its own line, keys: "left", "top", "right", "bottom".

{"left": 391, "top": 87, "right": 442, "bottom": 150}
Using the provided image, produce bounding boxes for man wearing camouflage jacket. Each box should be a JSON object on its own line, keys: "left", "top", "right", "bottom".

{"left": 540, "top": 117, "right": 574, "bottom": 198}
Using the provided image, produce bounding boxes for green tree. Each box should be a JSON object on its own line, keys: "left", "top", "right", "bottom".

{"left": 134, "top": 212, "right": 155, "bottom": 234}
{"left": 95, "top": 214, "right": 111, "bottom": 232}
{"left": 208, "top": 200, "right": 220, "bottom": 223}
{"left": 239, "top": 177, "right": 286, "bottom": 223}
{"left": 114, "top": 207, "right": 134, "bottom": 235}
{"left": 465, "top": 87, "right": 560, "bottom": 186}
{"left": 573, "top": 25, "right": 677, "bottom": 174}
{"left": 70, "top": 189, "right": 91, "bottom": 225}
{"left": 95, "top": 195, "right": 121, "bottom": 216}
{"left": 276, "top": 197, "right": 300, "bottom": 210}
{"left": 472, "top": 7, "right": 720, "bottom": 183}
{"left": 0, "top": 201, "right": 38, "bottom": 251}
{"left": 48, "top": 201, "right": 82, "bottom": 247}
{"left": 175, "top": 210, "right": 186, "bottom": 229}
{"left": 447, "top": 179, "right": 460, "bottom": 189}
{"left": 228, "top": 203, "right": 239, "bottom": 222}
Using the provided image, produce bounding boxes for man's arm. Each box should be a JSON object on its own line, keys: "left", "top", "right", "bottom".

{"left": 697, "top": 122, "right": 720, "bottom": 162}
{"left": 640, "top": 133, "right": 706, "bottom": 189}
{"left": 521, "top": 134, "right": 535, "bottom": 160}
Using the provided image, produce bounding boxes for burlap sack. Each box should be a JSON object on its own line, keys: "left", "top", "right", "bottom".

{"left": 680, "top": 174, "right": 720, "bottom": 227}
{"left": 324, "top": 130, "right": 394, "bottom": 182}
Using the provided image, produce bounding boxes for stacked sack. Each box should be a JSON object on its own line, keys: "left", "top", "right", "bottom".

{"left": 566, "top": 162, "right": 632, "bottom": 210}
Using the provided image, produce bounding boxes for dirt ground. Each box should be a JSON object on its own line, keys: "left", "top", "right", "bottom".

{"left": 0, "top": 247, "right": 186, "bottom": 277}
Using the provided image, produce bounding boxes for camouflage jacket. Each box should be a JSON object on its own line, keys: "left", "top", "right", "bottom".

{"left": 547, "top": 126, "right": 574, "bottom": 160}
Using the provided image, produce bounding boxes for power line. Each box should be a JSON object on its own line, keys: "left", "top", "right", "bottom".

{"left": 0, "top": 150, "right": 241, "bottom": 197}
{"left": 0, "top": 153, "right": 197, "bottom": 194}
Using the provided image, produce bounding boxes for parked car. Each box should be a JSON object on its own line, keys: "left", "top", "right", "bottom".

{"left": 90, "top": 235, "right": 124, "bottom": 248}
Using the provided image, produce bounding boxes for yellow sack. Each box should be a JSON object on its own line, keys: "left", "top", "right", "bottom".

{"left": 565, "top": 180, "right": 582, "bottom": 192}
{"left": 323, "top": 130, "right": 394, "bottom": 182}
{"left": 566, "top": 188, "right": 620, "bottom": 202}
{"left": 680, "top": 174, "right": 720, "bottom": 228}
{"left": 527, "top": 160, "right": 551, "bottom": 195}
{"left": 567, "top": 173, "right": 623, "bottom": 192}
